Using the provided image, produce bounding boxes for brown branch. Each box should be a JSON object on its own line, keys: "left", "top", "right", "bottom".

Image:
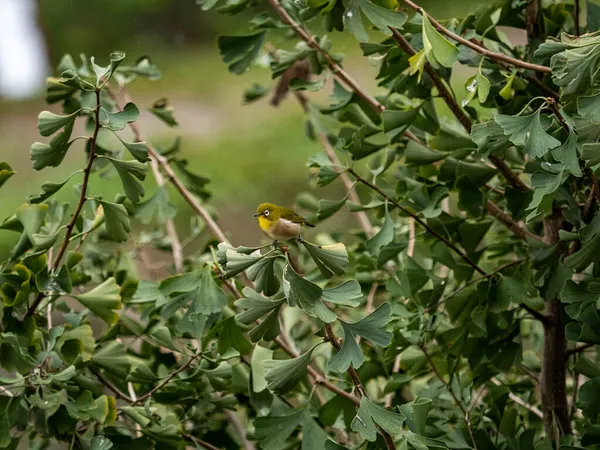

{"left": 485, "top": 200, "right": 543, "bottom": 242}
{"left": 325, "top": 323, "right": 396, "bottom": 450}
{"left": 89, "top": 367, "right": 134, "bottom": 403}
{"left": 183, "top": 433, "right": 222, "bottom": 450}
{"left": 565, "top": 343, "right": 595, "bottom": 357}
{"left": 25, "top": 89, "right": 102, "bottom": 319}
{"left": 519, "top": 303, "right": 549, "bottom": 324}
{"left": 490, "top": 377, "right": 543, "bottom": 418}
{"left": 402, "top": 0, "right": 551, "bottom": 73}
{"left": 348, "top": 168, "right": 487, "bottom": 276}
{"left": 419, "top": 344, "right": 477, "bottom": 449}
{"left": 390, "top": 29, "right": 472, "bottom": 133}
{"left": 389, "top": 29, "right": 529, "bottom": 192}
{"left": 547, "top": 98, "right": 569, "bottom": 133}
{"left": 224, "top": 410, "right": 256, "bottom": 450}
{"left": 132, "top": 352, "right": 202, "bottom": 405}
{"left": 266, "top": 0, "right": 383, "bottom": 112}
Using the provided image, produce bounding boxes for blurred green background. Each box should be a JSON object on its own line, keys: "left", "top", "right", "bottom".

{"left": 0, "top": 0, "right": 488, "bottom": 258}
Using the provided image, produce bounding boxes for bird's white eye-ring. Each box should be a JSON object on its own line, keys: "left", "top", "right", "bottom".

{"left": 264, "top": 210, "right": 270, "bottom": 217}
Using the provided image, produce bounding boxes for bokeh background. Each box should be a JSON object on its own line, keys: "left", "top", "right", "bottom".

{"left": 0, "top": 0, "right": 490, "bottom": 259}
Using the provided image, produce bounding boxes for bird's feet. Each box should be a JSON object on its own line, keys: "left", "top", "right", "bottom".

{"left": 296, "top": 235, "right": 304, "bottom": 244}
{"left": 271, "top": 240, "right": 279, "bottom": 250}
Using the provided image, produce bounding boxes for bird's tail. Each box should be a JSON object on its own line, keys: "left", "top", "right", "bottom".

{"left": 304, "top": 221, "right": 316, "bottom": 228}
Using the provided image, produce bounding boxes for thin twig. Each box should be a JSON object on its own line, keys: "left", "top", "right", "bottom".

{"left": 25, "top": 89, "right": 102, "bottom": 318}
{"left": 485, "top": 200, "right": 543, "bottom": 242}
{"left": 389, "top": 28, "right": 529, "bottom": 193}
{"left": 547, "top": 98, "right": 569, "bottom": 133}
{"left": 225, "top": 410, "right": 256, "bottom": 450}
{"left": 89, "top": 367, "right": 134, "bottom": 402}
{"left": 265, "top": 0, "right": 383, "bottom": 112}
{"left": 348, "top": 168, "right": 487, "bottom": 276}
{"left": 490, "top": 377, "right": 543, "bottom": 418}
{"left": 420, "top": 344, "right": 477, "bottom": 449}
{"left": 519, "top": 303, "right": 549, "bottom": 324}
{"left": 402, "top": 0, "right": 551, "bottom": 73}
{"left": 183, "top": 433, "right": 222, "bottom": 450}
{"left": 565, "top": 343, "right": 595, "bottom": 357}
{"left": 132, "top": 352, "right": 202, "bottom": 405}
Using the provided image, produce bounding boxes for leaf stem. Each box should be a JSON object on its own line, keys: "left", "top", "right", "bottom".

{"left": 347, "top": 167, "right": 487, "bottom": 276}
{"left": 565, "top": 343, "right": 595, "bottom": 358}
{"left": 402, "top": 0, "right": 551, "bottom": 73}
{"left": 132, "top": 351, "right": 202, "bottom": 405}
{"left": 25, "top": 89, "right": 102, "bottom": 319}
{"left": 419, "top": 343, "right": 478, "bottom": 449}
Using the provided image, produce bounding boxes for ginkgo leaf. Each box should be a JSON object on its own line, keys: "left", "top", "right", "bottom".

{"left": 551, "top": 128, "right": 582, "bottom": 177}
{"left": 302, "top": 241, "right": 349, "bottom": 278}
{"left": 98, "top": 200, "right": 131, "bottom": 242}
{"left": 106, "top": 158, "right": 147, "bottom": 203}
{"left": 73, "top": 278, "right": 122, "bottom": 325}
{"left": 263, "top": 346, "right": 316, "bottom": 394}
{"left": 495, "top": 110, "right": 561, "bottom": 158}
{"left": 367, "top": 203, "right": 394, "bottom": 255}
{"left": 99, "top": 102, "right": 140, "bottom": 130}
{"left": 422, "top": 13, "right": 459, "bottom": 68}
{"left": 351, "top": 396, "right": 405, "bottom": 441}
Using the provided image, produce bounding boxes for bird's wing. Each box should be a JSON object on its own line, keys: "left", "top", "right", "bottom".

{"left": 280, "top": 207, "right": 315, "bottom": 227}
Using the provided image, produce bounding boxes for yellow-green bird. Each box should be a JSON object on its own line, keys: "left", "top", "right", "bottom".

{"left": 254, "top": 203, "right": 315, "bottom": 244}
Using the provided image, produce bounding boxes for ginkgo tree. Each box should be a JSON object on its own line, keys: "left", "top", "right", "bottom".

{"left": 2, "top": 0, "right": 600, "bottom": 449}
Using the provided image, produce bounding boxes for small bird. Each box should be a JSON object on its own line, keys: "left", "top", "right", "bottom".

{"left": 254, "top": 203, "right": 315, "bottom": 245}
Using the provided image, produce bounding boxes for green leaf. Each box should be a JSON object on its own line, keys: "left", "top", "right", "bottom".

{"left": 577, "top": 91, "right": 600, "bottom": 122}
{"left": 367, "top": 204, "right": 394, "bottom": 255}
{"left": 37, "top": 110, "right": 78, "bottom": 137}
{"left": 302, "top": 241, "right": 349, "bottom": 278}
{"left": 106, "top": 158, "right": 147, "bottom": 203}
{"left": 149, "top": 324, "right": 180, "bottom": 352}
{"left": 91, "top": 436, "right": 113, "bottom": 450}
{"left": 30, "top": 121, "right": 75, "bottom": 170}
{"left": 99, "top": 103, "right": 140, "bottom": 130}
{"left": 457, "top": 176, "right": 484, "bottom": 217}
{"left": 73, "top": 278, "right": 122, "bottom": 325}
{"left": 526, "top": 165, "right": 567, "bottom": 222}
{"left": 360, "top": 2, "right": 406, "bottom": 36}
{"left": 28, "top": 172, "right": 79, "bottom": 204}
{"left": 344, "top": 1, "right": 368, "bottom": 42}
{"left": 382, "top": 108, "right": 420, "bottom": 140}
{"left": 244, "top": 84, "right": 269, "bottom": 104}
{"left": 264, "top": 346, "right": 316, "bottom": 394}
{"left": 254, "top": 409, "right": 305, "bottom": 448}
{"left": 322, "top": 280, "right": 363, "bottom": 306}
{"left": 221, "top": 247, "right": 266, "bottom": 278}
{"left": 550, "top": 128, "right": 581, "bottom": 177}
{"left": 66, "top": 391, "right": 112, "bottom": 423}
{"left": 405, "top": 140, "right": 446, "bottom": 166}
{"left": 218, "top": 317, "right": 253, "bottom": 355}
{"left": 574, "top": 355, "right": 600, "bottom": 378}
{"left": 57, "top": 325, "right": 95, "bottom": 364}
{"left": 117, "top": 136, "right": 151, "bottom": 163}
{"left": 0, "top": 162, "right": 15, "bottom": 189}
{"left": 351, "top": 396, "right": 405, "bottom": 441}
{"left": 400, "top": 397, "right": 432, "bottom": 435}
{"left": 98, "top": 200, "right": 131, "bottom": 242}
{"left": 218, "top": 31, "right": 267, "bottom": 74}
{"left": 283, "top": 263, "right": 323, "bottom": 307}
{"left": 328, "top": 303, "right": 393, "bottom": 372}
{"left": 409, "top": 49, "right": 427, "bottom": 81}
{"left": 16, "top": 203, "right": 48, "bottom": 242}
{"left": 91, "top": 51, "right": 125, "bottom": 85}
{"left": 495, "top": 110, "right": 561, "bottom": 159}
{"left": 317, "top": 196, "right": 348, "bottom": 221}
{"left": 499, "top": 71, "right": 517, "bottom": 100}
{"left": 578, "top": 378, "right": 600, "bottom": 421}
{"left": 470, "top": 119, "right": 512, "bottom": 156}
{"left": 251, "top": 345, "right": 273, "bottom": 393}
{"left": 235, "top": 289, "right": 284, "bottom": 342}
{"left": 149, "top": 98, "right": 179, "bottom": 127}
{"left": 135, "top": 187, "right": 176, "bottom": 224}
{"left": 92, "top": 341, "right": 130, "bottom": 378}
{"left": 422, "top": 13, "right": 459, "bottom": 68}
{"left": 128, "top": 363, "right": 159, "bottom": 383}
{"left": 476, "top": 69, "right": 491, "bottom": 103}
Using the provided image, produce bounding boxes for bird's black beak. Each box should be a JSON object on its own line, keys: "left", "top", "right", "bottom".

{"left": 253, "top": 213, "right": 260, "bottom": 217}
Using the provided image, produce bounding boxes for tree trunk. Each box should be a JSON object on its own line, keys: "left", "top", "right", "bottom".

{"left": 540, "top": 213, "right": 572, "bottom": 436}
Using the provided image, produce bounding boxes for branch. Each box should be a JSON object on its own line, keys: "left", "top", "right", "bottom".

{"left": 183, "top": 433, "right": 222, "bottom": 450}
{"left": 266, "top": 0, "right": 383, "bottom": 112}
{"left": 402, "top": 0, "right": 551, "bottom": 73}
{"left": 485, "top": 200, "right": 543, "bottom": 242}
{"left": 389, "top": 29, "right": 530, "bottom": 192}
{"left": 490, "top": 377, "right": 543, "bottom": 418}
{"left": 224, "top": 410, "right": 256, "bottom": 450}
{"left": 89, "top": 367, "right": 134, "bottom": 403}
{"left": 348, "top": 168, "right": 487, "bottom": 276}
{"left": 324, "top": 323, "right": 396, "bottom": 450}
{"left": 390, "top": 29, "right": 472, "bottom": 133}
{"left": 419, "top": 344, "right": 478, "bottom": 449}
{"left": 565, "top": 343, "right": 595, "bottom": 357}
{"left": 519, "top": 303, "right": 549, "bottom": 324}
{"left": 547, "top": 98, "right": 569, "bottom": 133}
{"left": 132, "top": 352, "right": 202, "bottom": 405}
{"left": 25, "top": 89, "right": 102, "bottom": 319}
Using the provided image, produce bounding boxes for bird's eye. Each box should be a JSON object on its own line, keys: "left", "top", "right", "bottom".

{"left": 264, "top": 210, "right": 270, "bottom": 217}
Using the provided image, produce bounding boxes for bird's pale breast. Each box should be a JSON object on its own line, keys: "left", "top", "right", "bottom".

{"left": 263, "top": 218, "right": 301, "bottom": 240}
